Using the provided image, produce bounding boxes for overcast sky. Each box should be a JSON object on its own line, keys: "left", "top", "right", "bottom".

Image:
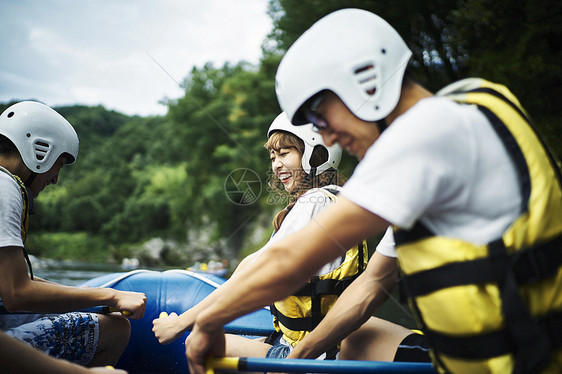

{"left": 0, "top": 0, "right": 273, "bottom": 116}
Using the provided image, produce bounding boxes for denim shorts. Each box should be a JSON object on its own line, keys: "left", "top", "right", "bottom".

{"left": 266, "top": 343, "right": 292, "bottom": 358}
{"left": 264, "top": 331, "right": 338, "bottom": 360}
{"left": 265, "top": 331, "right": 292, "bottom": 358}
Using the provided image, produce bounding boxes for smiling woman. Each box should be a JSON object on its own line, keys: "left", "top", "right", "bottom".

{"left": 270, "top": 145, "right": 302, "bottom": 193}
{"left": 265, "top": 112, "right": 344, "bottom": 230}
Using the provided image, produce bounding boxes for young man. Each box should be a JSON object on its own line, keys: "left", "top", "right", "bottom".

{"left": 0, "top": 101, "right": 147, "bottom": 367}
{"left": 185, "top": 9, "right": 562, "bottom": 374}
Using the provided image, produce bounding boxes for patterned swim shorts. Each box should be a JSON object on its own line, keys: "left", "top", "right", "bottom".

{"left": 2, "top": 312, "right": 99, "bottom": 365}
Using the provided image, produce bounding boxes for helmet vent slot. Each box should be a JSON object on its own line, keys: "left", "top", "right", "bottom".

{"left": 353, "top": 64, "right": 377, "bottom": 96}
{"left": 310, "top": 144, "right": 329, "bottom": 167}
{"left": 354, "top": 65, "right": 374, "bottom": 74}
{"left": 33, "top": 140, "right": 50, "bottom": 162}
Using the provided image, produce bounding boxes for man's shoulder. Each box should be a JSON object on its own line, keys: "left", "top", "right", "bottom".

{"left": 0, "top": 170, "right": 20, "bottom": 189}
{"left": 0, "top": 171, "right": 23, "bottom": 205}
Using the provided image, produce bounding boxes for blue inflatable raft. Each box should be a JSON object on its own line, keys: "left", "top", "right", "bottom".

{"left": 81, "top": 269, "right": 274, "bottom": 374}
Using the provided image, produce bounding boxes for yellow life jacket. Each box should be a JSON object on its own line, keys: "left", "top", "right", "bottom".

{"left": 394, "top": 79, "right": 562, "bottom": 373}
{"left": 270, "top": 188, "right": 369, "bottom": 347}
{"left": 0, "top": 166, "right": 34, "bottom": 279}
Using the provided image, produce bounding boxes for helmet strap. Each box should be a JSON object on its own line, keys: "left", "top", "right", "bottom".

{"left": 309, "top": 166, "right": 317, "bottom": 179}
{"left": 376, "top": 118, "right": 388, "bottom": 134}
{"left": 25, "top": 185, "right": 35, "bottom": 215}
{"left": 24, "top": 172, "right": 36, "bottom": 215}
{"left": 25, "top": 171, "right": 36, "bottom": 187}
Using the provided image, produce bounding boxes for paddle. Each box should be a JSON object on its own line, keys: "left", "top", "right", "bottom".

{"left": 204, "top": 356, "right": 436, "bottom": 373}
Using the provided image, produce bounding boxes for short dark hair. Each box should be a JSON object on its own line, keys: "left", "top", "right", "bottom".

{"left": 0, "top": 135, "right": 18, "bottom": 155}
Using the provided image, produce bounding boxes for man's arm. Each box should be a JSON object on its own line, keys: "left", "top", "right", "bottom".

{"left": 186, "top": 197, "right": 390, "bottom": 374}
{"left": 288, "top": 252, "right": 398, "bottom": 359}
{"left": 0, "top": 246, "right": 146, "bottom": 319}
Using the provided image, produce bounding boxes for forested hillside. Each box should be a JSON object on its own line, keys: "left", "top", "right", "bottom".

{"left": 3, "top": 0, "right": 559, "bottom": 266}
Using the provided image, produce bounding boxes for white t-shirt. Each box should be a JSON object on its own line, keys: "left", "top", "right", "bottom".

{"left": 375, "top": 227, "right": 396, "bottom": 258}
{"left": 0, "top": 171, "right": 25, "bottom": 248}
{"left": 342, "top": 96, "right": 522, "bottom": 257}
{"left": 257, "top": 185, "right": 346, "bottom": 275}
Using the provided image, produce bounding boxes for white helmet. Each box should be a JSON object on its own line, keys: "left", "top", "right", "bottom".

{"left": 267, "top": 112, "right": 341, "bottom": 175}
{"left": 0, "top": 101, "right": 79, "bottom": 173}
{"left": 275, "top": 8, "right": 412, "bottom": 124}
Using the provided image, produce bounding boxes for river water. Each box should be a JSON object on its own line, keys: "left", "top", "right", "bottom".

{"left": 31, "top": 257, "right": 137, "bottom": 286}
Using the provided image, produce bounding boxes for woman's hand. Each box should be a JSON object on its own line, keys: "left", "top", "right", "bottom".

{"left": 152, "top": 312, "right": 184, "bottom": 344}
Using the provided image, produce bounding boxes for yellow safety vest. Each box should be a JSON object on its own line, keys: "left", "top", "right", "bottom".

{"left": 271, "top": 188, "right": 369, "bottom": 347}
{"left": 394, "top": 79, "right": 562, "bottom": 373}
{"left": 0, "top": 166, "right": 34, "bottom": 278}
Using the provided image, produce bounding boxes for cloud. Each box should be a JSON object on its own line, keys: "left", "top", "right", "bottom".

{"left": 0, "top": 0, "right": 273, "bottom": 116}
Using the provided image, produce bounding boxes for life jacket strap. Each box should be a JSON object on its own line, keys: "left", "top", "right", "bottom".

{"left": 270, "top": 303, "right": 317, "bottom": 332}
{"left": 22, "top": 247, "right": 34, "bottom": 280}
{"left": 0, "top": 167, "right": 34, "bottom": 280}
{"left": 271, "top": 241, "right": 366, "bottom": 333}
{"left": 271, "top": 273, "right": 362, "bottom": 331}
{"left": 457, "top": 86, "right": 562, "bottom": 185}
{"left": 425, "top": 310, "right": 562, "bottom": 360}
{"left": 394, "top": 221, "right": 433, "bottom": 245}
{"left": 292, "top": 275, "right": 359, "bottom": 297}
{"left": 399, "top": 234, "right": 562, "bottom": 298}
{"left": 489, "top": 239, "right": 551, "bottom": 374}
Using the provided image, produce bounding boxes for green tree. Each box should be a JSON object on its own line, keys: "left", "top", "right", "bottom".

{"left": 167, "top": 60, "right": 281, "bottom": 254}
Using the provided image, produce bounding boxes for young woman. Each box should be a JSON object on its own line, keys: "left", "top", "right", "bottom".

{"left": 153, "top": 112, "right": 370, "bottom": 359}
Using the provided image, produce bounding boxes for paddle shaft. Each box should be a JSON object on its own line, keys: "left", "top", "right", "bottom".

{"left": 205, "top": 356, "right": 435, "bottom": 373}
